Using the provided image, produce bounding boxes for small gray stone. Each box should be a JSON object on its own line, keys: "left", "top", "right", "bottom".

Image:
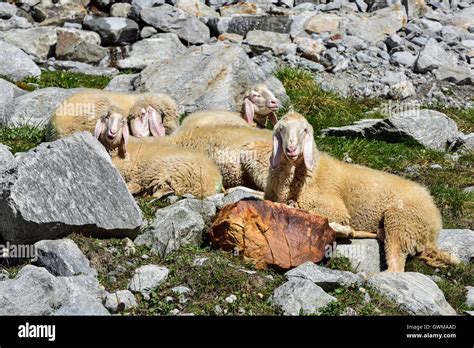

{"left": 105, "top": 290, "right": 137, "bottom": 313}
{"left": 271, "top": 278, "right": 336, "bottom": 315}
{"left": 34, "top": 239, "right": 97, "bottom": 277}
{"left": 285, "top": 262, "right": 363, "bottom": 290}
{"left": 367, "top": 272, "right": 456, "bottom": 315}
{"left": 415, "top": 38, "right": 458, "bottom": 73}
{"left": 465, "top": 286, "right": 474, "bottom": 308}
{"left": 390, "top": 51, "right": 417, "bottom": 67}
{"left": 0, "top": 144, "right": 14, "bottom": 166}
{"left": 128, "top": 265, "right": 169, "bottom": 296}
{"left": 244, "top": 30, "right": 292, "bottom": 55}
{"left": 105, "top": 74, "right": 138, "bottom": 92}
{"left": 434, "top": 65, "right": 473, "bottom": 85}
{"left": 334, "top": 239, "right": 383, "bottom": 273}
{"left": 134, "top": 198, "right": 215, "bottom": 256}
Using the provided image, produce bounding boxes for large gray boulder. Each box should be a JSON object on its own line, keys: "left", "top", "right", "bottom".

{"left": 0, "top": 265, "right": 109, "bottom": 315}
{"left": 367, "top": 272, "right": 456, "bottom": 315}
{"left": 135, "top": 198, "right": 216, "bottom": 256}
{"left": 285, "top": 262, "right": 363, "bottom": 290}
{"left": 244, "top": 30, "right": 293, "bottom": 55}
{"left": 134, "top": 42, "right": 288, "bottom": 114}
{"left": 34, "top": 239, "right": 97, "bottom": 277}
{"left": 116, "top": 34, "right": 187, "bottom": 70}
{"left": 335, "top": 239, "right": 383, "bottom": 273}
{"left": 437, "top": 229, "right": 473, "bottom": 263}
{"left": 6, "top": 87, "right": 79, "bottom": 127}
{"left": 322, "top": 109, "right": 460, "bottom": 151}
{"left": 0, "top": 41, "right": 41, "bottom": 82}
{"left": 83, "top": 17, "right": 139, "bottom": 46}
{"left": 0, "top": 132, "right": 143, "bottom": 244}
{"left": 140, "top": 4, "right": 210, "bottom": 45}
{"left": 271, "top": 278, "right": 336, "bottom": 315}
{"left": 0, "top": 27, "right": 57, "bottom": 62}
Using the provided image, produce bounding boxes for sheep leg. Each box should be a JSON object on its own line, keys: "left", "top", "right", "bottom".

{"left": 329, "top": 222, "right": 377, "bottom": 239}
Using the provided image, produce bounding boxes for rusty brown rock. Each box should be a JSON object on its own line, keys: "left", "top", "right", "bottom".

{"left": 208, "top": 200, "right": 336, "bottom": 270}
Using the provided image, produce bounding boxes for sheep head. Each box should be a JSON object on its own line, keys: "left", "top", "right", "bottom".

{"left": 128, "top": 101, "right": 166, "bottom": 138}
{"left": 271, "top": 112, "right": 314, "bottom": 171}
{"left": 94, "top": 107, "right": 129, "bottom": 159}
{"left": 244, "top": 84, "right": 281, "bottom": 126}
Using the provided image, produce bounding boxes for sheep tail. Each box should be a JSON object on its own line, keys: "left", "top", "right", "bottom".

{"left": 416, "top": 243, "right": 461, "bottom": 268}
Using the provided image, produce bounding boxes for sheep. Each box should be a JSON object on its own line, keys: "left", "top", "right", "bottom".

{"left": 179, "top": 84, "right": 281, "bottom": 130}
{"left": 93, "top": 105, "right": 130, "bottom": 159}
{"left": 264, "top": 111, "right": 461, "bottom": 272}
{"left": 50, "top": 89, "right": 179, "bottom": 138}
{"left": 165, "top": 125, "right": 273, "bottom": 191}
{"left": 112, "top": 136, "right": 224, "bottom": 199}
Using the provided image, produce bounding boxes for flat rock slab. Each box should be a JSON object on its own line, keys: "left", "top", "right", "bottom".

{"left": 208, "top": 200, "right": 336, "bottom": 270}
{"left": 322, "top": 109, "right": 460, "bottom": 151}
{"left": 285, "top": 261, "right": 363, "bottom": 291}
{"left": 0, "top": 132, "right": 143, "bottom": 244}
{"left": 0, "top": 40, "right": 41, "bottom": 82}
{"left": 271, "top": 278, "right": 336, "bottom": 315}
{"left": 367, "top": 272, "right": 456, "bottom": 315}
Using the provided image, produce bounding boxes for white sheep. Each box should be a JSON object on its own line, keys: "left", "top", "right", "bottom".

{"left": 51, "top": 89, "right": 179, "bottom": 138}
{"left": 264, "top": 112, "right": 461, "bottom": 272}
{"left": 165, "top": 124, "right": 273, "bottom": 191}
{"left": 179, "top": 84, "right": 281, "bottom": 130}
{"left": 112, "top": 137, "right": 223, "bottom": 199}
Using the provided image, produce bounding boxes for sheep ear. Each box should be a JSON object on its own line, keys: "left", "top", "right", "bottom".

{"left": 269, "top": 112, "right": 278, "bottom": 126}
{"left": 244, "top": 98, "right": 255, "bottom": 124}
{"left": 119, "top": 123, "right": 129, "bottom": 159}
{"left": 147, "top": 107, "right": 165, "bottom": 137}
{"left": 94, "top": 118, "right": 104, "bottom": 139}
{"left": 271, "top": 131, "right": 283, "bottom": 169}
{"left": 303, "top": 131, "right": 314, "bottom": 171}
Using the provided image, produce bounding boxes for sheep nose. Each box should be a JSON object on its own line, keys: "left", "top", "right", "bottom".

{"left": 270, "top": 100, "right": 279, "bottom": 107}
{"left": 287, "top": 145, "right": 297, "bottom": 152}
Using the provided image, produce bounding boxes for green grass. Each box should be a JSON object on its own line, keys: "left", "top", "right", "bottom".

{"left": 69, "top": 235, "right": 285, "bottom": 315}
{"left": 0, "top": 125, "right": 47, "bottom": 153}
{"left": 405, "top": 258, "right": 474, "bottom": 314}
{"left": 276, "top": 67, "right": 474, "bottom": 229}
{"left": 2, "top": 70, "right": 111, "bottom": 91}
{"left": 136, "top": 197, "right": 173, "bottom": 223}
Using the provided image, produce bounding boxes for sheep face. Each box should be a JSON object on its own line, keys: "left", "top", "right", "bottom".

{"left": 129, "top": 106, "right": 166, "bottom": 138}
{"left": 244, "top": 85, "right": 281, "bottom": 126}
{"left": 94, "top": 110, "right": 129, "bottom": 158}
{"left": 271, "top": 112, "right": 314, "bottom": 171}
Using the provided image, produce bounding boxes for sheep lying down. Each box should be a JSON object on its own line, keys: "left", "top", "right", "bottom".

{"left": 50, "top": 89, "right": 180, "bottom": 139}
{"left": 179, "top": 84, "right": 281, "bottom": 130}
{"left": 265, "top": 112, "right": 461, "bottom": 272}
{"left": 166, "top": 124, "right": 274, "bottom": 191}
{"left": 112, "top": 137, "right": 224, "bottom": 199}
